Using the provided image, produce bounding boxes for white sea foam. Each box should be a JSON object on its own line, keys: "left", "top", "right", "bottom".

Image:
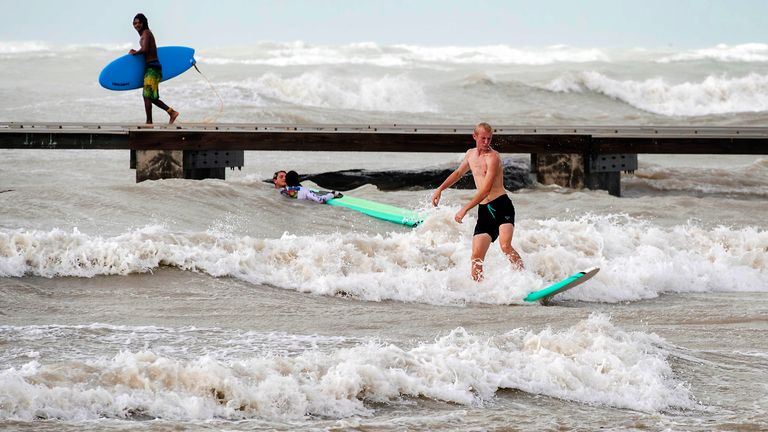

{"left": 0, "top": 314, "right": 694, "bottom": 420}
{"left": 658, "top": 43, "right": 768, "bottom": 63}
{"left": 545, "top": 71, "right": 768, "bottom": 116}
{"left": 1, "top": 213, "right": 765, "bottom": 304}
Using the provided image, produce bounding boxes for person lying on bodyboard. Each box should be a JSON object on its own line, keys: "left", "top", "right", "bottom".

{"left": 272, "top": 170, "right": 343, "bottom": 203}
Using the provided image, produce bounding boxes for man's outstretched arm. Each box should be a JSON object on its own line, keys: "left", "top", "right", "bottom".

{"left": 432, "top": 153, "right": 471, "bottom": 207}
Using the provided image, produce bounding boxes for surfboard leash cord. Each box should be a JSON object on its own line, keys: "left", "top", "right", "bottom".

{"left": 193, "top": 63, "right": 224, "bottom": 123}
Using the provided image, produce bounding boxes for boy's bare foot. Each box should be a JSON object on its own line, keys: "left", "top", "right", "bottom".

{"left": 169, "top": 110, "right": 179, "bottom": 124}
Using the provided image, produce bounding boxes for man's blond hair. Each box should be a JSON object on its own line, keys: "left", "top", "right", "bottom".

{"left": 474, "top": 122, "right": 492, "bottom": 134}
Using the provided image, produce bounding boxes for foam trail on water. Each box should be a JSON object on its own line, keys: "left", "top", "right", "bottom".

{"left": 0, "top": 314, "right": 695, "bottom": 420}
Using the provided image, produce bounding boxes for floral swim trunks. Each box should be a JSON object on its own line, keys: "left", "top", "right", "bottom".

{"left": 142, "top": 61, "right": 162, "bottom": 100}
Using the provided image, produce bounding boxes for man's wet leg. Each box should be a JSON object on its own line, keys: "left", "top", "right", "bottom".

{"left": 471, "top": 234, "right": 492, "bottom": 281}
{"left": 498, "top": 223, "right": 524, "bottom": 270}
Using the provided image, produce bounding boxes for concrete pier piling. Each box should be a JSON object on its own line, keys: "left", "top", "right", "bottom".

{"left": 135, "top": 150, "right": 183, "bottom": 182}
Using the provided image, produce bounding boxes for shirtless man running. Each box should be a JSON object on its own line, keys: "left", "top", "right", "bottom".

{"left": 431, "top": 122, "right": 524, "bottom": 281}
{"left": 129, "top": 13, "right": 179, "bottom": 125}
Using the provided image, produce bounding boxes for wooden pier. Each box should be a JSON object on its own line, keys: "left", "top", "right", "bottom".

{"left": 2, "top": 122, "right": 767, "bottom": 153}
{"left": 2, "top": 123, "right": 767, "bottom": 196}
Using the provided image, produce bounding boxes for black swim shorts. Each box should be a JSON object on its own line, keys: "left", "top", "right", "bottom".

{"left": 473, "top": 194, "right": 516, "bottom": 242}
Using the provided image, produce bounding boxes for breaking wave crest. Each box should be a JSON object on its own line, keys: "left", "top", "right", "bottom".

{"left": 1, "top": 213, "right": 766, "bottom": 304}
{"left": 0, "top": 314, "right": 694, "bottom": 420}
{"left": 545, "top": 71, "right": 768, "bottom": 116}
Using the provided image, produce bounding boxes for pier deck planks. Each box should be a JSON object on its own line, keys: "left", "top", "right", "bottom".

{"left": 1, "top": 123, "right": 767, "bottom": 154}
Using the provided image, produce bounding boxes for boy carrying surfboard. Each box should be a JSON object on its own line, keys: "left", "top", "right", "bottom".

{"left": 130, "top": 13, "right": 179, "bottom": 125}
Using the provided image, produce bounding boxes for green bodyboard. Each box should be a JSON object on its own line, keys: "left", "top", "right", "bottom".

{"left": 326, "top": 195, "right": 423, "bottom": 227}
{"left": 524, "top": 267, "right": 600, "bottom": 304}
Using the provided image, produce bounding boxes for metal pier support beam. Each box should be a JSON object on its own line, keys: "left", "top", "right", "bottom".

{"left": 530, "top": 153, "right": 637, "bottom": 197}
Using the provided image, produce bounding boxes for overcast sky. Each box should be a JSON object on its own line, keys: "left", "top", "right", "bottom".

{"left": 2, "top": 0, "right": 767, "bottom": 48}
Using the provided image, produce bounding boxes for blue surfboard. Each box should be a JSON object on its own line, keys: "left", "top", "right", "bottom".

{"left": 524, "top": 267, "right": 600, "bottom": 305}
{"left": 98, "top": 46, "right": 196, "bottom": 90}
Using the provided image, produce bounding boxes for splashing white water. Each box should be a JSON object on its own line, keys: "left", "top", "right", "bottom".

{"left": 1, "top": 213, "right": 765, "bottom": 304}
{"left": 0, "top": 314, "right": 695, "bottom": 420}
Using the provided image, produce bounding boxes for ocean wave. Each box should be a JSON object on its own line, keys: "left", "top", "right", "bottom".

{"left": 0, "top": 324, "right": 356, "bottom": 364}
{"left": 627, "top": 157, "right": 768, "bottom": 196}
{"left": 545, "top": 71, "right": 768, "bottom": 116}
{"left": 198, "top": 41, "right": 610, "bottom": 67}
{"left": 63, "top": 42, "right": 134, "bottom": 52}
{"left": 658, "top": 43, "right": 768, "bottom": 63}
{"left": 0, "top": 315, "right": 694, "bottom": 420}
{"left": 198, "top": 72, "right": 437, "bottom": 113}
{"left": 1, "top": 213, "right": 766, "bottom": 304}
{"left": 0, "top": 41, "right": 131, "bottom": 55}
{"left": 390, "top": 44, "right": 609, "bottom": 65}
{"left": 8, "top": 40, "right": 768, "bottom": 65}
{"left": 200, "top": 41, "right": 408, "bottom": 67}
{"left": 0, "top": 41, "right": 50, "bottom": 54}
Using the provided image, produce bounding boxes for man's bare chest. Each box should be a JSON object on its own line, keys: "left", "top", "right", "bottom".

{"left": 468, "top": 155, "right": 491, "bottom": 175}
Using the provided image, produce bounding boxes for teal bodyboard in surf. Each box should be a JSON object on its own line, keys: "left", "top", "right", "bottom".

{"left": 524, "top": 267, "right": 600, "bottom": 305}
{"left": 327, "top": 195, "right": 423, "bottom": 227}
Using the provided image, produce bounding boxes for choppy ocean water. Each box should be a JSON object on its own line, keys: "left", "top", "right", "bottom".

{"left": 1, "top": 41, "right": 767, "bottom": 430}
